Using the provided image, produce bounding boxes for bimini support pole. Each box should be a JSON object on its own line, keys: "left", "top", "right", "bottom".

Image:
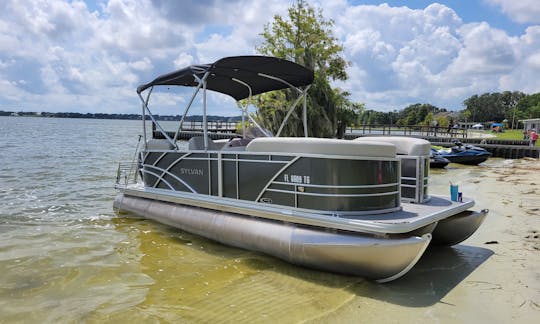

{"left": 202, "top": 74, "right": 209, "bottom": 151}
{"left": 232, "top": 78, "right": 252, "bottom": 138}
{"left": 141, "top": 87, "right": 153, "bottom": 148}
{"left": 232, "top": 78, "right": 273, "bottom": 138}
{"left": 275, "top": 85, "right": 311, "bottom": 137}
{"left": 137, "top": 87, "right": 176, "bottom": 149}
{"left": 303, "top": 88, "right": 308, "bottom": 137}
{"left": 173, "top": 74, "right": 207, "bottom": 144}
{"left": 241, "top": 108, "right": 246, "bottom": 137}
{"left": 257, "top": 72, "right": 310, "bottom": 138}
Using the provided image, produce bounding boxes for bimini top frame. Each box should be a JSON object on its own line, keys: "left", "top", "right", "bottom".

{"left": 136, "top": 56, "right": 314, "bottom": 150}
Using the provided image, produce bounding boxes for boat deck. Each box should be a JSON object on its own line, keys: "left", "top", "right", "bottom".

{"left": 352, "top": 196, "right": 474, "bottom": 232}
{"left": 119, "top": 184, "right": 474, "bottom": 235}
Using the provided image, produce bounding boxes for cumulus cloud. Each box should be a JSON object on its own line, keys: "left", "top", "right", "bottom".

{"left": 333, "top": 3, "right": 466, "bottom": 108}
{"left": 328, "top": 2, "right": 540, "bottom": 109}
{"left": 486, "top": 0, "right": 540, "bottom": 24}
{"left": 173, "top": 53, "right": 194, "bottom": 69}
{"left": 1, "top": 0, "right": 540, "bottom": 114}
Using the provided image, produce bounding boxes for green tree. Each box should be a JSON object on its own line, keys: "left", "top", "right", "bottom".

{"left": 500, "top": 91, "right": 526, "bottom": 128}
{"left": 421, "top": 112, "right": 434, "bottom": 126}
{"left": 462, "top": 91, "right": 525, "bottom": 124}
{"left": 395, "top": 103, "right": 443, "bottom": 126}
{"left": 255, "top": 0, "right": 357, "bottom": 137}
{"left": 516, "top": 93, "right": 540, "bottom": 121}
{"left": 436, "top": 115, "right": 449, "bottom": 128}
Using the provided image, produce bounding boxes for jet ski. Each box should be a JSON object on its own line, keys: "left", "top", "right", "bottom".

{"left": 436, "top": 141, "right": 491, "bottom": 165}
{"left": 430, "top": 148, "right": 450, "bottom": 168}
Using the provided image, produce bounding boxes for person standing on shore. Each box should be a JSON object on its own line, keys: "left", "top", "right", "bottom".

{"left": 530, "top": 129, "right": 538, "bottom": 146}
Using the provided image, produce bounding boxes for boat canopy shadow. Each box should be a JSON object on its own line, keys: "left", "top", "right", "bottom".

{"left": 112, "top": 215, "right": 493, "bottom": 308}
{"left": 350, "top": 244, "right": 494, "bottom": 307}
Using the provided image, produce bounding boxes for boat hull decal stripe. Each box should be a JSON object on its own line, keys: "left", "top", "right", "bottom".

{"left": 152, "top": 152, "right": 192, "bottom": 188}
{"left": 139, "top": 169, "right": 175, "bottom": 191}
{"left": 255, "top": 156, "right": 301, "bottom": 203}
{"left": 143, "top": 164, "right": 198, "bottom": 193}
{"left": 265, "top": 188, "right": 400, "bottom": 198}
{"left": 271, "top": 181, "right": 399, "bottom": 189}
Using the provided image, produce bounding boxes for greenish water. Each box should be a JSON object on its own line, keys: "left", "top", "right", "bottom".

{"left": 0, "top": 116, "right": 511, "bottom": 322}
{"left": 0, "top": 116, "right": 362, "bottom": 322}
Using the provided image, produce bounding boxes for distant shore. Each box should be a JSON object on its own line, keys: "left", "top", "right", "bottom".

{"left": 0, "top": 110, "right": 241, "bottom": 122}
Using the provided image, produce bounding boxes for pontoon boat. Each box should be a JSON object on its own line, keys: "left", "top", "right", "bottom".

{"left": 114, "top": 56, "right": 487, "bottom": 282}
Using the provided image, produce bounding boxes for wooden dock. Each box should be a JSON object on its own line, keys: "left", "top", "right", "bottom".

{"left": 174, "top": 121, "right": 237, "bottom": 133}
{"left": 151, "top": 120, "right": 238, "bottom": 140}
{"left": 416, "top": 136, "right": 538, "bottom": 159}
{"left": 430, "top": 141, "right": 539, "bottom": 159}
{"left": 153, "top": 130, "right": 238, "bottom": 140}
{"left": 346, "top": 124, "right": 468, "bottom": 138}
{"left": 344, "top": 134, "right": 539, "bottom": 158}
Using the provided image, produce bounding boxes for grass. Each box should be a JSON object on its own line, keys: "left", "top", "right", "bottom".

{"left": 491, "top": 129, "right": 538, "bottom": 146}
{"left": 468, "top": 129, "right": 538, "bottom": 146}
{"left": 493, "top": 129, "right": 526, "bottom": 140}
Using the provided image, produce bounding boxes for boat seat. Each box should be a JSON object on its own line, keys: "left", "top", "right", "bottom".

{"left": 146, "top": 139, "right": 175, "bottom": 150}
{"left": 221, "top": 137, "right": 252, "bottom": 151}
{"left": 188, "top": 136, "right": 221, "bottom": 151}
{"left": 354, "top": 136, "right": 430, "bottom": 157}
{"left": 355, "top": 136, "right": 430, "bottom": 203}
{"left": 245, "top": 137, "right": 396, "bottom": 157}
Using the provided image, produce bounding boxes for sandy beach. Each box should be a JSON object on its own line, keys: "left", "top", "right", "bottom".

{"left": 311, "top": 158, "right": 540, "bottom": 323}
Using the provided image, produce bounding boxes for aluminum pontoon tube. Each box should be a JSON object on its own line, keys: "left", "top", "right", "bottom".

{"left": 114, "top": 193, "right": 431, "bottom": 282}
{"left": 431, "top": 209, "right": 489, "bottom": 246}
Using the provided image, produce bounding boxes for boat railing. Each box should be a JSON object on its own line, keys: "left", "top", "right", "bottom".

{"left": 115, "top": 161, "right": 140, "bottom": 188}
{"left": 347, "top": 124, "right": 468, "bottom": 138}
{"left": 398, "top": 155, "right": 429, "bottom": 203}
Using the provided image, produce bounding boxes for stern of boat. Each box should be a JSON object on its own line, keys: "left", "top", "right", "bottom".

{"left": 431, "top": 209, "right": 489, "bottom": 246}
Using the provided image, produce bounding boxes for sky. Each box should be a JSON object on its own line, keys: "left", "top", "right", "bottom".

{"left": 1, "top": 0, "right": 540, "bottom": 116}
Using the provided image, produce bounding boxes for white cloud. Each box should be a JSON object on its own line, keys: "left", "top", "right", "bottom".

{"left": 335, "top": 3, "right": 466, "bottom": 108}
{"left": 1, "top": 0, "right": 540, "bottom": 115}
{"left": 173, "top": 53, "right": 193, "bottom": 69}
{"left": 486, "top": 0, "right": 540, "bottom": 24}
{"left": 330, "top": 2, "right": 540, "bottom": 110}
{"left": 129, "top": 57, "right": 153, "bottom": 71}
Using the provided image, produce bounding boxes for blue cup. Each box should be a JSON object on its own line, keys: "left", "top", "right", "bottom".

{"left": 450, "top": 184, "right": 459, "bottom": 202}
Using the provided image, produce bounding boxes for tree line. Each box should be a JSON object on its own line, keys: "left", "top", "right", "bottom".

{"left": 357, "top": 92, "right": 540, "bottom": 129}
{"left": 0, "top": 110, "right": 242, "bottom": 122}
{"left": 462, "top": 91, "right": 540, "bottom": 127}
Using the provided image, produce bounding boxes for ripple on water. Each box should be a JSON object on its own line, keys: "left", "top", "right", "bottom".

{"left": 0, "top": 219, "right": 154, "bottom": 322}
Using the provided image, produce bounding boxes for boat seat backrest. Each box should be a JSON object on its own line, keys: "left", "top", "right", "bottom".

{"left": 146, "top": 139, "right": 175, "bottom": 150}
{"left": 354, "top": 136, "right": 430, "bottom": 203}
{"left": 188, "top": 136, "right": 221, "bottom": 151}
{"left": 354, "top": 136, "right": 430, "bottom": 157}
{"left": 221, "top": 138, "right": 251, "bottom": 151}
{"left": 245, "top": 137, "right": 396, "bottom": 157}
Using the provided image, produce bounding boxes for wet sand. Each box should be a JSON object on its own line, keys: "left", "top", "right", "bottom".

{"left": 312, "top": 158, "right": 540, "bottom": 323}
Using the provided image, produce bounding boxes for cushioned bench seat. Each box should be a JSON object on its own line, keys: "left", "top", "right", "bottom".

{"left": 245, "top": 137, "right": 396, "bottom": 157}
{"left": 354, "top": 136, "right": 430, "bottom": 156}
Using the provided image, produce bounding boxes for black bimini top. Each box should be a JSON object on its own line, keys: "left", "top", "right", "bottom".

{"left": 136, "top": 56, "right": 314, "bottom": 101}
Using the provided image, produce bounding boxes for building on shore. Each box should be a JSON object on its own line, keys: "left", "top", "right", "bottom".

{"left": 520, "top": 118, "right": 540, "bottom": 131}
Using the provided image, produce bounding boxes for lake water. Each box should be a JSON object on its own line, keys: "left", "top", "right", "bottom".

{"left": 0, "top": 116, "right": 534, "bottom": 323}
{"left": 1, "top": 116, "right": 366, "bottom": 322}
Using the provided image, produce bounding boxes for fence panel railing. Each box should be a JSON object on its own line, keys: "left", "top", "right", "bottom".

{"left": 347, "top": 124, "right": 468, "bottom": 138}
